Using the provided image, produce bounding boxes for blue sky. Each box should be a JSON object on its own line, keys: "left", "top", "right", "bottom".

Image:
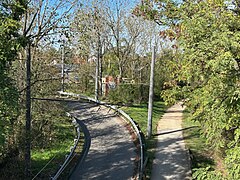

{"left": 82, "top": 0, "right": 140, "bottom": 11}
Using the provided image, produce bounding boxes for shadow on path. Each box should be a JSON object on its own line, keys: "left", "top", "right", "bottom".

{"left": 153, "top": 126, "right": 199, "bottom": 136}
{"left": 151, "top": 102, "right": 192, "bottom": 180}
{"left": 68, "top": 101, "right": 136, "bottom": 180}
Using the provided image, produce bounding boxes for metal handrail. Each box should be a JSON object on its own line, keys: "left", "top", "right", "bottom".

{"left": 106, "top": 105, "right": 145, "bottom": 179}
{"left": 51, "top": 114, "right": 81, "bottom": 180}
{"left": 58, "top": 91, "right": 146, "bottom": 179}
{"left": 68, "top": 116, "right": 91, "bottom": 178}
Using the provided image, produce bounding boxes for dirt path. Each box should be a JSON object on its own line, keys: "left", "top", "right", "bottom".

{"left": 68, "top": 101, "right": 136, "bottom": 180}
{"left": 151, "top": 102, "right": 191, "bottom": 180}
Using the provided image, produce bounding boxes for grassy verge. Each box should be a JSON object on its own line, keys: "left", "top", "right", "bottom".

{"left": 181, "top": 110, "right": 216, "bottom": 175}
{"left": 0, "top": 122, "right": 78, "bottom": 180}
{"left": 31, "top": 119, "right": 85, "bottom": 179}
{"left": 121, "top": 100, "right": 166, "bottom": 179}
{"left": 31, "top": 141, "right": 73, "bottom": 179}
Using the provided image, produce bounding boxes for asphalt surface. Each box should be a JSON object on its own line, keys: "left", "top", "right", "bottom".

{"left": 68, "top": 101, "right": 136, "bottom": 180}
{"left": 151, "top": 102, "right": 192, "bottom": 180}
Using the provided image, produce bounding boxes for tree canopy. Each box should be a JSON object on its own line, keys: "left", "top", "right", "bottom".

{"left": 0, "top": 0, "right": 27, "bottom": 153}
{"left": 2, "top": 0, "right": 240, "bottom": 178}
{"left": 137, "top": 0, "right": 240, "bottom": 178}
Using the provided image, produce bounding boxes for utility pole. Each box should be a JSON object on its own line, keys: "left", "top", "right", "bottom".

{"left": 97, "top": 33, "right": 102, "bottom": 97}
{"left": 94, "top": 7, "right": 100, "bottom": 101}
{"left": 61, "top": 43, "right": 65, "bottom": 92}
{"left": 95, "top": 54, "right": 99, "bottom": 101}
{"left": 95, "top": 37, "right": 100, "bottom": 100}
{"left": 147, "top": 46, "right": 156, "bottom": 138}
{"left": 25, "top": 42, "right": 31, "bottom": 177}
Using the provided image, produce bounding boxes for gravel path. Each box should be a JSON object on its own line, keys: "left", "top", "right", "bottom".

{"left": 68, "top": 101, "right": 136, "bottom": 180}
{"left": 151, "top": 102, "right": 192, "bottom": 180}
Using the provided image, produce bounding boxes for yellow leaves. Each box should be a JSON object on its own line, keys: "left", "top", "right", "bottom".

{"left": 163, "top": 80, "right": 177, "bottom": 89}
{"left": 207, "top": 0, "right": 224, "bottom": 8}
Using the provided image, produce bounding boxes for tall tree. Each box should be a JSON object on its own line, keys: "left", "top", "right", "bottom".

{"left": 137, "top": 0, "right": 240, "bottom": 178}
{"left": 0, "top": 0, "right": 27, "bottom": 170}
{"left": 11, "top": 0, "right": 79, "bottom": 176}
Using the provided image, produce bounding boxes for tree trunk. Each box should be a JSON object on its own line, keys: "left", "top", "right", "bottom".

{"left": 25, "top": 43, "right": 31, "bottom": 178}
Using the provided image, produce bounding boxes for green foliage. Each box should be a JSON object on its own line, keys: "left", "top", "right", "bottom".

{"left": 133, "top": 0, "right": 180, "bottom": 26}
{"left": 139, "top": 0, "right": 240, "bottom": 178}
{"left": 0, "top": 76, "right": 19, "bottom": 148}
{"left": 0, "top": 0, "right": 26, "bottom": 155}
{"left": 182, "top": 111, "right": 215, "bottom": 168}
{"left": 175, "top": 0, "right": 240, "bottom": 155}
{"left": 0, "top": 108, "right": 77, "bottom": 179}
{"left": 165, "top": 0, "right": 240, "bottom": 178}
{"left": 107, "top": 84, "right": 149, "bottom": 105}
{"left": 31, "top": 101, "right": 72, "bottom": 149}
{"left": 154, "top": 49, "right": 177, "bottom": 96}
{"left": 103, "top": 51, "right": 120, "bottom": 76}
{"left": 75, "top": 63, "right": 95, "bottom": 94}
{"left": 192, "top": 166, "right": 223, "bottom": 180}
{"left": 0, "top": 1, "right": 27, "bottom": 66}
{"left": 225, "top": 145, "right": 240, "bottom": 179}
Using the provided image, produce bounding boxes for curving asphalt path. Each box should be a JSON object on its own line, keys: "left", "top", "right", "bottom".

{"left": 67, "top": 101, "right": 137, "bottom": 180}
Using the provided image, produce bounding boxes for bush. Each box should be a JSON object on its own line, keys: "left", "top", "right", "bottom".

{"left": 192, "top": 166, "right": 223, "bottom": 180}
{"left": 107, "top": 84, "right": 149, "bottom": 105}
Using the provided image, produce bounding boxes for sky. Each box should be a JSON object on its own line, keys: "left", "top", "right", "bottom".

{"left": 82, "top": 0, "right": 140, "bottom": 11}
{"left": 34, "top": 0, "right": 143, "bottom": 49}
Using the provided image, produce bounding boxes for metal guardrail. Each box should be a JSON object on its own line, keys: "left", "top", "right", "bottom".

{"left": 58, "top": 91, "right": 146, "bottom": 179}
{"left": 68, "top": 116, "right": 91, "bottom": 179}
{"left": 105, "top": 105, "right": 146, "bottom": 179}
{"left": 51, "top": 113, "right": 81, "bottom": 180}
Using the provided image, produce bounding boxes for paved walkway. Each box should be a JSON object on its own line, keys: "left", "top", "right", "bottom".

{"left": 151, "top": 102, "right": 192, "bottom": 180}
{"left": 68, "top": 101, "right": 136, "bottom": 180}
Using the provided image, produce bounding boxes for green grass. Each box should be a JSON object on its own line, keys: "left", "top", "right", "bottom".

{"left": 121, "top": 101, "right": 166, "bottom": 135}
{"left": 31, "top": 122, "right": 80, "bottom": 179}
{"left": 182, "top": 110, "right": 215, "bottom": 170}
{"left": 121, "top": 100, "right": 166, "bottom": 179}
{"left": 31, "top": 141, "right": 72, "bottom": 177}
{"left": 0, "top": 117, "right": 80, "bottom": 179}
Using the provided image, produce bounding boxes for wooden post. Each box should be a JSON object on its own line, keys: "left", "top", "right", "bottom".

{"left": 147, "top": 46, "right": 156, "bottom": 138}
{"left": 25, "top": 42, "right": 31, "bottom": 177}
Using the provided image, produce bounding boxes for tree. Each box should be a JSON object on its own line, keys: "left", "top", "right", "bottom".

{"left": 7, "top": 0, "right": 80, "bottom": 177}
{"left": 0, "top": 2, "right": 28, "bottom": 178}
{"left": 137, "top": 0, "right": 240, "bottom": 178}
{"left": 71, "top": 0, "right": 167, "bottom": 103}
{"left": 102, "top": 0, "right": 144, "bottom": 78}
{"left": 175, "top": 2, "right": 240, "bottom": 178}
